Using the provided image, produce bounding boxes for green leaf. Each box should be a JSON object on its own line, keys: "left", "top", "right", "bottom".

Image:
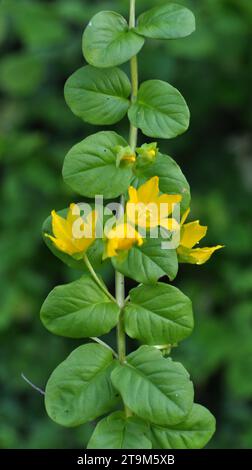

{"left": 45, "top": 344, "right": 119, "bottom": 427}
{"left": 112, "top": 238, "right": 178, "bottom": 284}
{"left": 111, "top": 346, "right": 194, "bottom": 426}
{"left": 64, "top": 65, "right": 131, "bottom": 125}
{"left": 128, "top": 80, "right": 190, "bottom": 139}
{"left": 124, "top": 282, "right": 193, "bottom": 345}
{"left": 40, "top": 274, "right": 120, "bottom": 338}
{"left": 62, "top": 131, "right": 133, "bottom": 199}
{"left": 82, "top": 11, "right": 144, "bottom": 68}
{"left": 136, "top": 3, "right": 195, "bottom": 40}
{"left": 42, "top": 208, "right": 104, "bottom": 270}
{"left": 134, "top": 152, "right": 190, "bottom": 214}
{"left": 149, "top": 404, "right": 215, "bottom": 449}
{"left": 87, "top": 411, "right": 152, "bottom": 449}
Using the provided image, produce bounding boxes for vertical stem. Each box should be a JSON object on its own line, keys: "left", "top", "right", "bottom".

{"left": 116, "top": 268, "right": 126, "bottom": 363}
{"left": 115, "top": 0, "right": 138, "bottom": 418}
{"left": 129, "top": 0, "right": 135, "bottom": 28}
{"left": 129, "top": 0, "right": 138, "bottom": 152}
{"left": 116, "top": 193, "right": 126, "bottom": 364}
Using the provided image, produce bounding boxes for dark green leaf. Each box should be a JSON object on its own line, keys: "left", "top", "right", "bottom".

{"left": 149, "top": 404, "right": 215, "bottom": 449}
{"left": 40, "top": 274, "right": 120, "bottom": 338}
{"left": 62, "top": 131, "right": 133, "bottom": 199}
{"left": 87, "top": 411, "right": 152, "bottom": 449}
{"left": 124, "top": 282, "right": 193, "bottom": 345}
{"left": 82, "top": 11, "right": 144, "bottom": 68}
{"left": 112, "top": 238, "right": 178, "bottom": 284}
{"left": 45, "top": 344, "right": 119, "bottom": 426}
{"left": 111, "top": 346, "right": 194, "bottom": 426}
{"left": 128, "top": 80, "right": 190, "bottom": 139}
{"left": 136, "top": 3, "right": 195, "bottom": 40}
{"left": 64, "top": 65, "right": 131, "bottom": 125}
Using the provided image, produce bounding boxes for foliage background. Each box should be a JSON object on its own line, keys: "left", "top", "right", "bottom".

{"left": 1, "top": 0, "right": 252, "bottom": 449}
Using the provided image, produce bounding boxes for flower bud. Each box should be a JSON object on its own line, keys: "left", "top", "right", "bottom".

{"left": 135, "top": 142, "right": 158, "bottom": 168}
{"left": 115, "top": 145, "right": 136, "bottom": 168}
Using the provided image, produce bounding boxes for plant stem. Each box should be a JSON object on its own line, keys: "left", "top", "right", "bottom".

{"left": 114, "top": 0, "right": 138, "bottom": 419}
{"left": 129, "top": 0, "right": 138, "bottom": 152}
{"left": 115, "top": 191, "right": 126, "bottom": 363}
{"left": 115, "top": 197, "right": 130, "bottom": 421}
{"left": 116, "top": 266, "right": 126, "bottom": 361}
{"left": 83, "top": 253, "right": 116, "bottom": 302}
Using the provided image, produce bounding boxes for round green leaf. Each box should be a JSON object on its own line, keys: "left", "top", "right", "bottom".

{"left": 134, "top": 152, "right": 191, "bottom": 214}
{"left": 136, "top": 3, "right": 196, "bottom": 40}
{"left": 64, "top": 65, "right": 131, "bottom": 125}
{"left": 111, "top": 346, "right": 194, "bottom": 426}
{"left": 82, "top": 11, "right": 144, "bottom": 68}
{"left": 112, "top": 238, "right": 178, "bottom": 284}
{"left": 42, "top": 208, "right": 104, "bottom": 270}
{"left": 149, "top": 404, "right": 216, "bottom": 449}
{"left": 128, "top": 80, "right": 190, "bottom": 139}
{"left": 124, "top": 282, "right": 194, "bottom": 345}
{"left": 45, "top": 343, "right": 119, "bottom": 427}
{"left": 87, "top": 411, "right": 152, "bottom": 449}
{"left": 40, "top": 274, "right": 120, "bottom": 338}
{"left": 62, "top": 131, "right": 133, "bottom": 199}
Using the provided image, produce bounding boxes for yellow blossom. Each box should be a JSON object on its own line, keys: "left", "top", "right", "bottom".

{"left": 104, "top": 223, "right": 143, "bottom": 258}
{"left": 45, "top": 204, "right": 97, "bottom": 257}
{"left": 126, "top": 176, "right": 181, "bottom": 231}
{"left": 177, "top": 208, "right": 223, "bottom": 264}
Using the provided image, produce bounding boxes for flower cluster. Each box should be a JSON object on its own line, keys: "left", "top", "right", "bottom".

{"left": 46, "top": 176, "right": 222, "bottom": 265}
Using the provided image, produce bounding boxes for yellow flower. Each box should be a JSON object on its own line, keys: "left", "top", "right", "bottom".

{"left": 104, "top": 223, "right": 143, "bottom": 258}
{"left": 45, "top": 204, "right": 97, "bottom": 257}
{"left": 126, "top": 176, "right": 181, "bottom": 231}
{"left": 177, "top": 208, "right": 223, "bottom": 264}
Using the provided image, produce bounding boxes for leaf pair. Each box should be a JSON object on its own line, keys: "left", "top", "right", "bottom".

{"left": 65, "top": 66, "right": 190, "bottom": 139}
{"left": 40, "top": 276, "right": 193, "bottom": 346}
{"left": 88, "top": 405, "right": 215, "bottom": 449}
{"left": 82, "top": 6, "right": 195, "bottom": 69}
{"left": 45, "top": 344, "right": 215, "bottom": 449}
{"left": 62, "top": 130, "right": 190, "bottom": 203}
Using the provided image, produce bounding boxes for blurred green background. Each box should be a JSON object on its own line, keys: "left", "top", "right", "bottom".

{"left": 1, "top": 0, "right": 252, "bottom": 449}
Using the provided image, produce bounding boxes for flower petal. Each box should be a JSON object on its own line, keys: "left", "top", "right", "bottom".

{"left": 67, "top": 203, "right": 80, "bottom": 226}
{"left": 158, "top": 194, "right": 182, "bottom": 205}
{"left": 45, "top": 234, "right": 75, "bottom": 255}
{"left": 137, "top": 176, "right": 159, "bottom": 204}
{"left": 160, "top": 218, "right": 180, "bottom": 231}
{"left": 180, "top": 221, "right": 207, "bottom": 249}
{"left": 128, "top": 186, "right": 138, "bottom": 204}
{"left": 190, "top": 245, "right": 224, "bottom": 265}
{"left": 181, "top": 208, "right": 190, "bottom": 226}
{"left": 51, "top": 209, "right": 72, "bottom": 242}
{"left": 105, "top": 223, "right": 143, "bottom": 258}
{"left": 177, "top": 245, "right": 223, "bottom": 264}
